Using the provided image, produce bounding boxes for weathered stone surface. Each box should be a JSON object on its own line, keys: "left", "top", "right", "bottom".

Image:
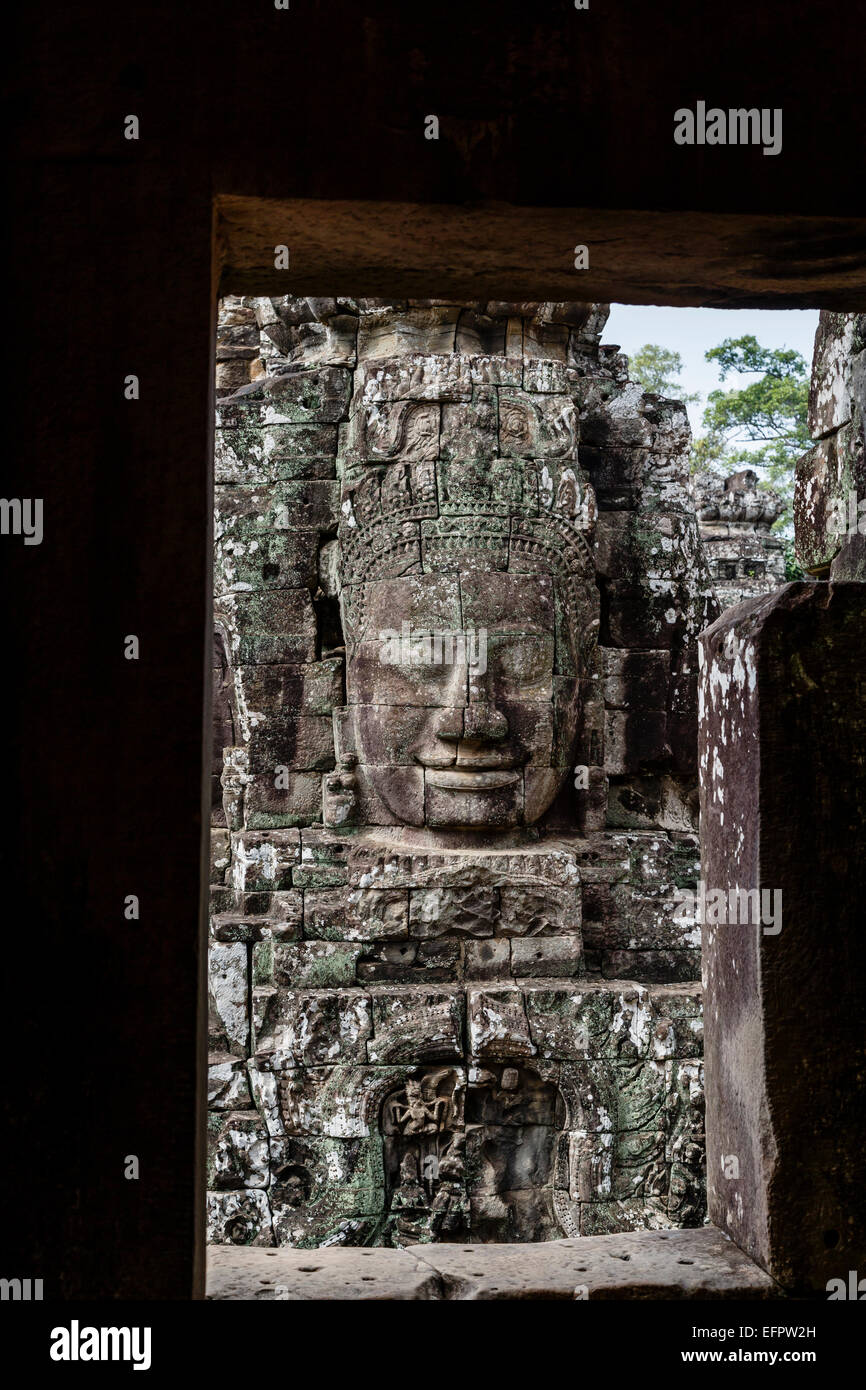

{"left": 245, "top": 771, "right": 323, "bottom": 829}
{"left": 216, "top": 523, "right": 321, "bottom": 594}
{"left": 213, "top": 890, "right": 303, "bottom": 941}
{"left": 235, "top": 662, "right": 342, "bottom": 730}
{"left": 257, "top": 941, "right": 363, "bottom": 989}
{"left": 357, "top": 306, "right": 460, "bottom": 361}
{"left": 228, "top": 590, "right": 318, "bottom": 665}
{"left": 208, "top": 1053, "right": 252, "bottom": 1110}
{"left": 829, "top": 528, "right": 866, "bottom": 580}
{"left": 208, "top": 944, "right": 249, "bottom": 1056}
{"left": 295, "top": 830, "right": 351, "bottom": 887}
{"left": 216, "top": 422, "right": 339, "bottom": 486}
{"left": 305, "top": 887, "right": 409, "bottom": 941}
{"left": 210, "top": 884, "right": 237, "bottom": 915}
{"left": 464, "top": 939, "right": 511, "bottom": 981}
{"left": 230, "top": 830, "right": 300, "bottom": 893}
{"left": 700, "top": 582, "right": 866, "bottom": 1292}
{"left": 808, "top": 311, "right": 866, "bottom": 438}
{"left": 409, "top": 885, "right": 499, "bottom": 937}
{"left": 212, "top": 905, "right": 301, "bottom": 945}
{"left": 347, "top": 837, "right": 582, "bottom": 892}
{"left": 209, "top": 298, "right": 713, "bottom": 1249}
{"left": 577, "top": 379, "right": 690, "bottom": 459}
{"left": 601, "top": 647, "right": 669, "bottom": 709}
{"left": 795, "top": 312, "right": 866, "bottom": 576}
{"left": 207, "top": 1191, "right": 274, "bottom": 1247}
{"left": 245, "top": 714, "right": 334, "bottom": 777}
{"left": 604, "top": 709, "right": 669, "bottom": 774}
{"left": 602, "top": 948, "right": 701, "bottom": 982}
{"left": 208, "top": 1110, "right": 270, "bottom": 1190}
{"left": 468, "top": 988, "right": 535, "bottom": 1059}
{"left": 210, "top": 828, "right": 231, "bottom": 883}
{"left": 510, "top": 936, "right": 583, "bottom": 977}
{"left": 207, "top": 1243, "right": 442, "bottom": 1299}
{"left": 263, "top": 366, "right": 352, "bottom": 423}
{"left": 207, "top": 1227, "right": 778, "bottom": 1299}
{"left": 357, "top": 937, "right": 462, "bottom": 983}
{"left": 796, "top": 426, "right": 866, "bottom": 575}
{"left": 694, "top": 469, "right": 786, "bottom": 613}
{"left": 268, "top": 1134, "right": 384, "bottom": 1246}
{"left": 367, "top": 989, "right": 464, "bottom": 1063}
{"left": 254, "top": 989, "right": 374, "bottom": 1065}
{"left": 440, "top": 391, "right": 499, "bottom": 461}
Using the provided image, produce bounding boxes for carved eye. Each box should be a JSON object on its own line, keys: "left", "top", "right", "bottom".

{"left": 482, "top": 636, "right": 550, "bottom": 693}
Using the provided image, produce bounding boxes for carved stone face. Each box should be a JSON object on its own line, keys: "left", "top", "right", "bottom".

{"left": 345, "top": 567, "right": 581, "bottom": 828}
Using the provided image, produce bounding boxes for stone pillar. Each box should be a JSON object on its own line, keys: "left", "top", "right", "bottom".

{"left": 699, "top": 581, "right": 866, "bottom": 1291}
{"left": 795, "top": 312, "right": 866, "bottom": 580}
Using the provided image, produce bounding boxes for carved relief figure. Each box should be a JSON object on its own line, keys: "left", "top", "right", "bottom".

{"left": 391, "top": 1076, "right": 451, "bottom": 1134}
{"left": 380, "top": 1070, "right": 466, "bottom": 1244}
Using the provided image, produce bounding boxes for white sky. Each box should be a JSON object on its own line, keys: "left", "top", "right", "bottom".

{"left": 603, "top": 305, "right": 820, "bottom": 434}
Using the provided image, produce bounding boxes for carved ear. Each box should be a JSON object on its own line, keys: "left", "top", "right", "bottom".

{"left": 332, "top": 706, "right": 358, "bottom": 763}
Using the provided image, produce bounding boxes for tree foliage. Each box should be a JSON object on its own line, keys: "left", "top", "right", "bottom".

{"left": 629, "top": 343, "right": 699, "bottom": 403}
{"left": 694, "top": 335, "right": 810, "bottom": 533}
{"left": 701, "top": 336, "right": 809, "bottom": 473}
{"left": 628, "top": 333, "right": 811, "bottom": 534}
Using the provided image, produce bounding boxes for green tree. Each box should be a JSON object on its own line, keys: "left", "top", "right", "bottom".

{"left": 629, "top": 343, "right": 700, "bottom": 403}
{"left": 695, "top": 335, "right": 810, "bottom": 531}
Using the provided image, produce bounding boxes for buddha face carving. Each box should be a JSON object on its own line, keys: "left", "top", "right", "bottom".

{"left": 342, "top": 563, "right": 589, "bottom": 829}
{"left": 336, "top": 370, "right": 598, "bottom": 832}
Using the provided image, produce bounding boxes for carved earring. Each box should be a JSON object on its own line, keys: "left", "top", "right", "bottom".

{"left": 323, "top": 754, "right": 358, "bottom": 827}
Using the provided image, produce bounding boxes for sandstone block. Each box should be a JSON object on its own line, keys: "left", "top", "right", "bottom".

{"left": 367, "top": 989, "right": 464, "bottom": 1063}
{"left": 206, "top": 1191, "right": 274, "bottom": 1247}
{"left": 208, "top": 1110, "right": 270, "bottom": 1190}
{"left": 468, "top": 988, "right": 535, "bottom": 1060}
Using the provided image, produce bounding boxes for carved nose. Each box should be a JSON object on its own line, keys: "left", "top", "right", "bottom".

{"left": 463, "top": 702, "right": 508, "bottom": 742}
{"left": 432, "top": 707, "right": 464, "bottom": 744}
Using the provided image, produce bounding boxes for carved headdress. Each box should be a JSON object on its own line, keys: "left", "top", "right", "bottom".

{"left": 337, "top": 450, "right": 599, "bottom": 653}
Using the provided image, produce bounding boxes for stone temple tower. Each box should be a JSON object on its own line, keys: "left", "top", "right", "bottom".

{"left": 694, "top": 467, "right": 786, "bottom": 611}
{"left": 207, "top": 298, "right": 718, "bottom": 1247}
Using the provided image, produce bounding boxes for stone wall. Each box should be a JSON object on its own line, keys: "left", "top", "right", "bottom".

{"left": 207, "top": 298, "right": 718, "bottom": 1248}
{"left": 795, "top": 312, "right": 866, "bottom": 580}
{"left": 694, "top": 468, "right": 786, "bottom": 610}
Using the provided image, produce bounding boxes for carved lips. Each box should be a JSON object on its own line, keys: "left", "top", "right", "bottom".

{"left": 425, "top": 768, "right": 521, "bottom": 791}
